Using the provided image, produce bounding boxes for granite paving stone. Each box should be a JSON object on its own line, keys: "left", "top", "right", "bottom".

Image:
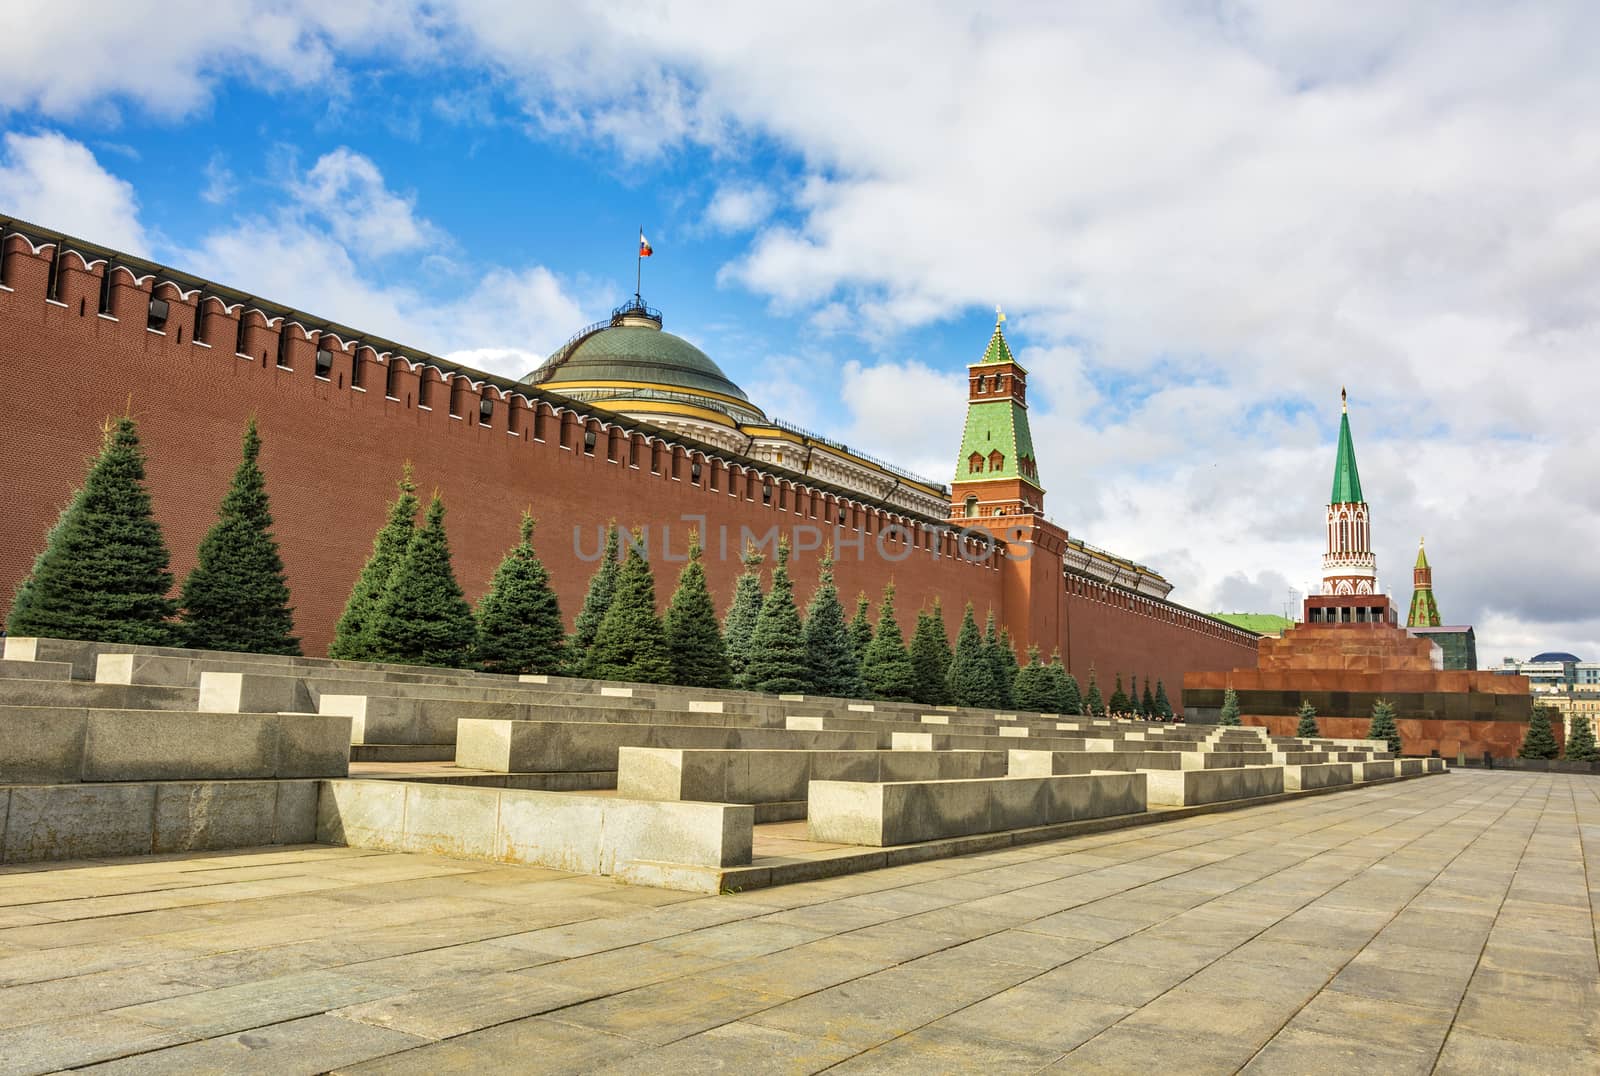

{"left": 0, "top": 770, "right": 1590, "bottom": 1072}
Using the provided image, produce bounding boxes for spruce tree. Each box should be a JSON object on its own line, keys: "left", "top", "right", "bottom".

{"left": 848, "top": 592, "right": 875, "bottom": 673}
{"left": 972, "top": 614, "right": 1011, "bottom": 704}
{"left": 178, "top": 420, "right": 299, "bottom": 654}
{"left": 1154, "top": 679, "right": 1173, "bottom": 720}
{"left": 947, "top": 603, "right": 999, "bottom": 707}
{"left": 1295, "top": 699, "right": 1320, "bottom": 738}
{"left": 1109, "top": 673, "right": 1131, "bottom": 715}
{"left": 566, "top": 522, "right": 620, "bottom": 675}
{"left": 1084, "top": 667, "right": 1104, "bottom": 718}
{"left": 802, "top": 549, "right": 858, "bottom": 697}
{"left": 995, "top": 627, "right": 1020, "bottom": 707}
{"left": 330, "top": 464, "right": 418, "bottom": 660}
{"left": 1218, "top": 686, "right": 1242, "bottom": 726}
{"left": 368, "top": 494, "right": 476, "bottom": 667}
{"left": 1141, "top": 678, "right": 1156, "bottom": 719}
{"left": 1050, "top": 651, "right": 1082, "bottom": 715}
{"left": 1564, "top": 715, "right": 1598, "bottom": 763}
{"left": 745, "top": 537, "right": 811, "bottom": 694}
{"left": 661, "top": 530, "right": 730, "bottom": 688}
{"left": 722, "top": 542, "right": 766, "bottom": 688}
{"left": 1517, "top": 706, "right": 1559, "bottom": 761}
{"left": 1013, "top": 646, "right": 1055, "bottom": 712}
{"left": 474, "top": 511, "right": 566, "bottom": 675}
{"left": 7, "top": 487, "right": 81, "bottom": 636}
{"left": 586, "top": 529, "right": 672, "bottom": 684}
{"left": 1367, "top": 698, "right": 1402, "bottom": 755}
{"left": 909, "top": 601, "right": 953, "bottom": 705}
{"left": 861, "top": 583, "right": 918, "bottom": 702}
{"left": 6, "top": 416, "right": 178, "bottom": 645}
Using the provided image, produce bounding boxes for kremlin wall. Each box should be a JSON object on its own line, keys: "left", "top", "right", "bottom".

{"left": 0, "top": 216, "right": 1259, "bottom": 694}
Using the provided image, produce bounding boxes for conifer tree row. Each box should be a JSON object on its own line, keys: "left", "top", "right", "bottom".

{"left": 1154, "top": 680, "right": 1173, "bottom": 720}
{"left": 1295, "top": 699, "right": 1320, "bottom": 738}
{"left": 1109, "top": 673, "right": 1131, "bottom": 715}
{"left": 948, "top": 603, "right": 999, "bottom": 707}
{"left": 860, "top": 582, "right": 917, "bottom": 702}
{"left": 1517, "top": 706, "right": 1559, "bottom": 760}
{"left": 566, "top": 523, "right": 620, "bottom": 675}
{"left": 6, "top": 416, "right": 179, "bottom": 645}
{"left": 802, "top": 548, "right": 857, "bottom": 698}
{"left": 908, "top": 600, "right": 952, "bottom": 705}
{"left": 1564, "top": 715, "right": 1598, "bottom": 762}
{"left": 6, "top": 487, "right": 82, "bottom": 637}
{"left": 331, "top": 464, "right": 419, "bottom": 660}
{"left": 847, "top": 593, "right": 874, "bottom": 675}
{"left": 745, "top": 537, "right": 811, "bottom": 695}
{"left": 179, "top": 420, "right": 299, "bottom": 655}
{"left": 474, "top": 512, "right": 566, "bottom": 675}
{"left": 662, "top": 529, "right": 731, "bottom": 689}
{"left": 1218, "top": 686, "right": 1242, "bottom": 726}
{"left": 1050, "top": 652, "right": 1081, "bottom": 715}
{"left": 1084, "top": 667, "right": 1104, "bottom": 718}
{"left": 585, "top": 529, "right": 672, "bottom": 684}
{"left": 1012, "top": 646, "right": 1055, "bottom": 712}
{"left": 722, "top": 543, "right": 766, "bottom": 688}
{"left": 1367, "top": 699, "right": 1402, "bottom": 755}
{"left": 368, "top": 493, "right": 476, "bottom": 667}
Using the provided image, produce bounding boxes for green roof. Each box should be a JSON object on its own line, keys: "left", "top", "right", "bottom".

{"left": 953, "top": 323, "right": 1042, "bottom": 489}
{"left": 1210, "top": 613, "right": 1294, "bottom": 636}
{"left": 980, "top": 323, "right": 1017, "bottom": 366}
{"left": 529, "top": 324, "right": 752, "bottom": 405}
{"left": 1330, "top": 405, "right": 1364, "bottom": 504}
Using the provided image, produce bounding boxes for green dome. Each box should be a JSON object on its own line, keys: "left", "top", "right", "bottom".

{"left": 523, "top": 310, "right": 758, "bottom": 423}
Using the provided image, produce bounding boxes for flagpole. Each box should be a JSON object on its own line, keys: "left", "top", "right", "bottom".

{"left": 636, "top": 224, "right": 642, "bottom": 304}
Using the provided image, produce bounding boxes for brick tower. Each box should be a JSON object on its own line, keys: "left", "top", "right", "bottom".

{"left": 950, "top": 310, "right": 1044, "bottom": 520}
{"left": 1407, "top": 539, "right": 1442, "bottom": 627}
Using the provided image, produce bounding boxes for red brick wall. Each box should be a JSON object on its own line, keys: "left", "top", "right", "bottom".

{"left": 0, "top": 237, "right": 1260, "bottom": 688}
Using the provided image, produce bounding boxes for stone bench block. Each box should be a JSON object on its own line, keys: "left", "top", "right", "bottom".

{"left": 1282, "top": 763, "right": 1353, "bottom": 791}
{"left": 616, "top": 748, "right": 1009, "bottom": 806}
{"left": 1, "top": 779, "right": 319, "bottom": 863}
{"left": 1007, "top": 749, "right": 1185, "bottom": 776}
{"left": 1354, "top": 760, "right": 1397, "bottom": 781}
{"left": 1398, "top": 758, "right": 1425, "bottom": 776}
{"left": 807, "top": 771, "right": 1147, "bottom": 846}
{"left": 316, "top": 779, "right": 751, "bottom": 877}
{"left": 0, "top": 658, "right": 72, "bottom": 682}
{"left": 1426, "top": 757, "right": 1447, "bottom": 773}
{"left": 455, "top": 719, "right": 878, "bottom": 774}
{"left": 1144, "top": 765, "right": 1285, "bottom": 807}
{"left": 0, "top": 707, "right": 350, "bottom": 784}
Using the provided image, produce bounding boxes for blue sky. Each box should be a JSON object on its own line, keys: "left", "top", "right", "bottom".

{"left": 3, "top": 2, "right": 1598, "bottom": 661}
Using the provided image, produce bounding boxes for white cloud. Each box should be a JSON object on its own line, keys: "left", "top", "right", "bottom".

{"left": 290, "top": 147, "right": 439, "bottom": 256}
{"left": 704, "top": 183, "right": 774, "bottom": 233}
{"left": 7, "top": 4, "right": 1599, "bottom": 659}
{"left": 201, "top": 154, "right": 236, "bottom": 206}
{"left": 0, "top": 130, "right": 147, "bottom": 253}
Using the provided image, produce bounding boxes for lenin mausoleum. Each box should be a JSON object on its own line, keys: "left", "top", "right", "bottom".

{"left": 1183, "top": 392, "right": 1534, "bottom": 757}
{"left": 0, "top": 214, "right": 1259, "bottom": 693}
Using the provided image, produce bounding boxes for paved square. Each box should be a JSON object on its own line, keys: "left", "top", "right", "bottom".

{"left": 0, "top": 770, "right": 1595, "bottom": 1074}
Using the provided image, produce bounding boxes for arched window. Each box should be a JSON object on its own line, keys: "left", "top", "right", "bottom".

{"left": 1339, "top": 519, "right": 1349, "bottom": 552}
{"left": 968, "top": 452, "right": 983, "bottom": 474}
{"left": 963, "top": 495, "right": 978, "bottom": 518}
{"left": 989, "top": 450, "right": 1005, "bottom": 472}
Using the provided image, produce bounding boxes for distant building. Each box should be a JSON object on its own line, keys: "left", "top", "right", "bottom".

{"left": 1410, "top": 626, "right": 1477, "bottom": 671}
{"left": 1494, "top": 653, "right": 1582, "bottom": 693}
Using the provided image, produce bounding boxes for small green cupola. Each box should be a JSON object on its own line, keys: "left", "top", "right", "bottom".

{"left": 1408, "top": 537, "right": 1441, "bottom": 627}
{"left": 1331, "top": 387, "right": 1364, "bottom": 504}
{"left": 951, "top": 309, "right": 1044, "bottom": 519}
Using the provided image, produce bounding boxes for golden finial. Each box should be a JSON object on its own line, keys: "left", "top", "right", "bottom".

{"left": 1341, "top": 386, "right": 1347, "bottom": 413}
{"left": 995, "top": 305, "right": 1006, "bottom": 327}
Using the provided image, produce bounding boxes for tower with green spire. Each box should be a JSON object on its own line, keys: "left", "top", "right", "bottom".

{"left": 1407, "top": 539, "right": 1441, "bottom": 627}
{"left": 950, "top": 308, "right": 1044, "bottom": 520}
{"left": 1321, "top": 387, "right": 1378, "bottom": 598}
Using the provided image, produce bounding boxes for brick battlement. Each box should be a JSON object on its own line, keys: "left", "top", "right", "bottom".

{"left": 0, "top": 213, "right": 1259, "bottom": 689}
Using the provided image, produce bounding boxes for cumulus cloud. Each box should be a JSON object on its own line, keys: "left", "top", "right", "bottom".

{"left": 704, "top": 183, "right": 775, "bottom": 233}
{"left": 289, "top": 148, "right": 440, "bottom": 256}
{"left": 7, "top": 4, "right": 1598, "bottom": 657}
{"left": 0, "top": 130, "right": 148, "bottom": 254}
